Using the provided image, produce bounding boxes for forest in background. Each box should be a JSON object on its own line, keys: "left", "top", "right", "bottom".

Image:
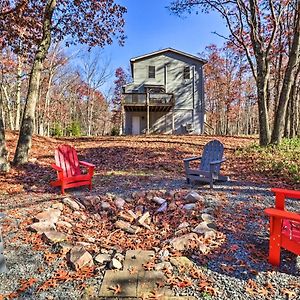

{"left": 1, "top": 45, "right": 116, "bottom": 137}
{"left": 0, "top": 0, "right": 300, "bottom": 170}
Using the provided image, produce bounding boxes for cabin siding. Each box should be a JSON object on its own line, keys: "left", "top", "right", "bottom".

{"left": 123, "top": 49, "right": 206, "bottom": 135}
{"left": 124, "top": 111, "right": 173, "bottom": 135}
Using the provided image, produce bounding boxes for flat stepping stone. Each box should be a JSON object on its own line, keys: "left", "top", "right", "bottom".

{"left": 99, "top": 250, "right": 174, "bottom": 298}
{"left": 123, "top": 250, "right": 155, "bottom": 271}
{"left": 164, "top": 297, "right": 197, "bottom": 300}
{"left": 99, "top": 270, "right": 174, "bottom": 298}
{"left": 98, "top": 297, "right": 196, "bottom": 300}
{"left": 99, "top": 270, "right": 138, "bottom": 297}
{"left": 0, "top": 228, "right": 7, "bottom": 273}
{"left": 98, "top": 298, "right": 135, "bottom": 300}
{"left": 137, "top": 270, "right": 173, "bottom": 298}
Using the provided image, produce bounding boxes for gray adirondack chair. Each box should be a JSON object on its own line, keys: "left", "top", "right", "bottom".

{"left": 183, "top": 140, "right": 228, "bottom": 188}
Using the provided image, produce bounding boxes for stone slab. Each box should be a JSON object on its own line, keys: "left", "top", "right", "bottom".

{"left": 99, "top": 270, "right": 138, "bottom": 297}
{"left": 163, "top": 297, "right": 197, "bottom": 300}
{"left": 98, "top": 298, "right": 136, "bottom": 300}
{"left": 98, "top": 297, "right": 196, "bottom": 300}
{"left": 0, "top": 255, "right": 7, "bottom": 273}
{"left": 169, "top": 256, "right": 194, "bottom": 270}
{"left": 99, "top": 296, "right": 197, "bottom": 300}
{"left": 137, "top": 271, "right": 173, "bottom": 298}
{"left": 0, "top": 228, "right": 7, "bottom": 273}
{"left": 123, "top": 250, "right": 155, "bottom": 271}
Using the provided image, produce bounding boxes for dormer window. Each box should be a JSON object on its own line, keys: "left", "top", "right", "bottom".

{"left": 183, "top": 66, "right": 190, "bottom": 79}
{"left": 148, "top": 66, "right": 155, "bottom": 78}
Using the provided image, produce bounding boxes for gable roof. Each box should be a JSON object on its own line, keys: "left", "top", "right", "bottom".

{"left": 130, "top": 48, "right": 207, "bottom": 65}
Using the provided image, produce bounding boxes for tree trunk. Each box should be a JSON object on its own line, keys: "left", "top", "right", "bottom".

{"left": 296, "top": 92, "right": 300, "bottom": 136}
{"left": 256, "top": 61, "right": 271, "bottom": 145}
{"left": 87, "top": 93, "right": 94, "bottom": 136}
{"left": 0, "top": 96, "right": 9, "bottom": 172}
{"left": 289, "top": 62, "right": 300, "bottom": 138}
{"left": 13, "top": 0, "right": 56, "bottom": 165}
{"left": 273, "top": 23, "right": 284, "bottom": 113}
{"left": 284, "top": 97, "right": 291, "bottom": 138}
{"left": 271, "top": 3, "right": 300, "bottom": 144}
{"left": 1, "top": 85, "right": 14, "bottom": 130}
{"left": 15, "top": 55, "right": 22, "bottom": 130}
{"left": 248, "top": 0, "right": 271, "bottom": 145}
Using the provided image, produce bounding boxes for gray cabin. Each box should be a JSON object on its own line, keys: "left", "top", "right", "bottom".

{"left": 121, "top": 48, "right": 207, "bottom": 135}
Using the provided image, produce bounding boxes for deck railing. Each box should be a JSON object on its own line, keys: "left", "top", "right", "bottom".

{"left": 122, "top": 93, "right": 174, "bottom": 105}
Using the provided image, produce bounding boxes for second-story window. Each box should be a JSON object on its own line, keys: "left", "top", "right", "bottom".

{"left": 148, "top": 66, "right": 155, "bottom": 78}
{"left": 183, "top": 66, "right": 190, "bottom": 79}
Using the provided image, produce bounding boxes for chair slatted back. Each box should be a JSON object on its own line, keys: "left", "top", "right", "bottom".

{"left": 55, "top": 145, "right": 81, "bottom": 178}
{"left": 282, "top": 219, "right": 300, "bottom": 243}
{"left": 199, "top": 140, "right": 224, "bottom": 173}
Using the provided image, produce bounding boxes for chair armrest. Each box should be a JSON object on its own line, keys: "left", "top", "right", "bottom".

{"left": 271, "top": 188, "right": 300, "bottom": 210}
{"left": 79, "top": 161, "right": 95, "bottom": 168}
{"left": 183, "top": 156, "right": 202, "bottom": 162}
{"left": 265, "top": 208, "right": 300, "bottom": 223}
{"left": 51, "top": 164, "right": 63, "bottom": 172}
{"left": 210, "top": 158, "right": 226, "bottom": 165}
{"left": 271, "top": 188, "right": 300, "bottom": 200}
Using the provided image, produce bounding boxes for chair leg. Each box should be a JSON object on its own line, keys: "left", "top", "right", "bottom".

{"left": 89, "top": 182, "right": 92, "bottom": 191}
{"left": 186, "top": 177, "right": 190, "bottom": 184}
{"left": 61, "top": 185, "right": 65, "bottom": 195}
{"left": 268, "top": 217, "right": 281, "bottom": 266}
{"left": 269, "top": 238, "right": 281, "bottom": 266}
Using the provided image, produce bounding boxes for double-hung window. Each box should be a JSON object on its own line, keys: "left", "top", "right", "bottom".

{"left": 148, "top": 66, "right": 155, "bottom": 78}
{"left": 183, "top": 66, "right": 190, "bottom": 79}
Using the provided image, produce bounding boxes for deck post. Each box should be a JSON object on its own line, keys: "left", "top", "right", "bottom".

{"left": 121, "top": 105, "right": 125, "bottom": 135}
{"left": 172, "top": 107, "right": 175, "bottom": 133}
{"left": 146, "top": 92, "right": 150, "bottom": 134}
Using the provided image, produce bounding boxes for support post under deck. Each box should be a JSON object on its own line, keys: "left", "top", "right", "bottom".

{"left": 146, "top": 93, "right": 150, "bottom": 134}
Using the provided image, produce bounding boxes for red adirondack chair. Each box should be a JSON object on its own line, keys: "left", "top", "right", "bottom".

{"left": 50, "top": 145, "right": 95, "bottom": 194}
{"left": 264, "top": 188, "right": 300, "bottom": 266}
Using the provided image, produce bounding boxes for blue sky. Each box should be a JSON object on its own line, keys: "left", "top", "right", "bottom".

{"left": 86, "top": 0, "right": 229, "bottom": 93}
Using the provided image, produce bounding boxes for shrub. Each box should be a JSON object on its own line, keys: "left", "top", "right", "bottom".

{"left": 50, "top": 123, "right": 63, "bottom": 137}
{"left": 111, "top": 127, "right": 120, "bottom": 136}
{"left": 238, "top": 137, "right": 300, "bottom": 184}
{"left": 67, "top": 122, "right": 81, "bottom": 137}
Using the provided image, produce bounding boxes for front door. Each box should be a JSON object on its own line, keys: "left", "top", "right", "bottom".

{"left": 132, "top": 116, "right": 140, "bottom": 135}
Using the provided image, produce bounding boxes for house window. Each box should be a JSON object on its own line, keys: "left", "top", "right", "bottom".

{"left": 148, "top": 66, "right": 155, "bottom": 78}
{"left": 183, "top": 66, "right": 190, "bottom": 79}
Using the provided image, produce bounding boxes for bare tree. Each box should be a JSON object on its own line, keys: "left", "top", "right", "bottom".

{"left": 79, "top": 52, "right": 112, "bottom": 136}
{"left": 169, "top": 0, "right": 300, "bottom": 145}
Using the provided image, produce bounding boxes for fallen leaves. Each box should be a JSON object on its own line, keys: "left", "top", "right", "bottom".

{"left": 36, "top": 279, "right": 58, "bottom": 293}
{"left": 143, "top": 260, "right": 155, "bottom": 271}
{"left": 34, "top": 266, "right": 96, "bottom": 294}
{"left": 4, "top": 278, "right": 38, "bottom": 299}
{"left": 43, "top": 252, "right": 58, "bottom": 265}
{"left": 281, "top": 288, "right": 297, "bottom": 299}
{"left": 1, "top": 133, "right": 300, "bottom": 299}
{"left": 245, "top": 279, "right": 277, "bottom": 299}
{"left": 220, "top": 264, "right": 235, "bottom": 273}
{"left": 128, "top": 266, "right": 138, "bottom": 275}
{"left": 147, "top": 289, "right": 164, "bottom": 300}
{"left": 108, "top": 284, "right": 121, "bottom": 295}
{"left": 17, "top": 278, "right": 38, "bottom": 293}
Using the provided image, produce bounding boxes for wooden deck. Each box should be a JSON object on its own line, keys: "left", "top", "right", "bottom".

{"left": 122, "top": 92, "right": 174, "bottom": 112}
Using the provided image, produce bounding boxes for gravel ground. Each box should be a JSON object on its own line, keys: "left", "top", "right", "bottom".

{"left": 1, "top": 178, "right": 300, "bottom": 300}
